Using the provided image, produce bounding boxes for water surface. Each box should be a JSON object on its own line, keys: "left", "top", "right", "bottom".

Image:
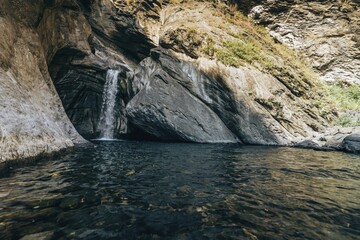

{"left": 0, "top": 142, "right": 359, "bottom": 239}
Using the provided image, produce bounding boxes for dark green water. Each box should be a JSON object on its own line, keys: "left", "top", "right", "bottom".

{"left": 0, "top": 141, "right": 360, "bottom": 240}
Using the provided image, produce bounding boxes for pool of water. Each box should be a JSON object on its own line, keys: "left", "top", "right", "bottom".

{"left": 0, "top": 141, "right": 359, "bottom": 239}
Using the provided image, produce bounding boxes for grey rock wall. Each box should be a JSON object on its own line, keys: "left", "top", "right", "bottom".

{"left": 0, "top": 0, "right": 85, "bottom": 162}
{"left": 249, "top": 0, "right": 360, "bottom": 84}
{"left": 343, "top": 133, "right": 360, "bottom": 153}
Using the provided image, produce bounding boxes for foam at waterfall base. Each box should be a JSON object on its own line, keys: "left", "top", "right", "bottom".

{"left": 92, "top": 138, "right": 124, "bottom": 142}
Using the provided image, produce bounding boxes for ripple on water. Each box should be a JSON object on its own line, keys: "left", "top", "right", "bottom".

{"left": 0, "top": 142, "right": 359, "bottom": 240}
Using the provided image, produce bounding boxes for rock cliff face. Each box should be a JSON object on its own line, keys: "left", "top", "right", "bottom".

{"left": 125, "top": 47, "right": 324, "bottom": 145}
{"left": 249, "top": 0, "right": 360, "bottom": 84}
{"left": 47, "top": 0, "right": 153, "bottom": 139}
{"left": 0, "top": 0, "right": 358, "bottom": 162}
{"left": 0, "top": 0, "right": 85, "bottom": 162}
{"left": 123, "top": 1, "right": 329, "bottom": 145}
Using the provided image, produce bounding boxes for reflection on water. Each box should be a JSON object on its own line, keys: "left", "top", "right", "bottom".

{"left": 0, "top": 142, "right": 359, "bottom": 239}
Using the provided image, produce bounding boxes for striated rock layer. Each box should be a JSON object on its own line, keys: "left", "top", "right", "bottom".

{"left": 249, "top": 0, "right": 360, "bottom": 84}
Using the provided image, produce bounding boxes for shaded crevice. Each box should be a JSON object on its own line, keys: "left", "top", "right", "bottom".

{"left": 49, "top": 47, "right": 107, "bottom": 140}
{"left": 124, "top": 123, "right": 161, "bottom": 141}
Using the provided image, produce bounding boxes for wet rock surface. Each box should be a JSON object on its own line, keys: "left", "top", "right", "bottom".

{"left": 126, "top": 52, "right": 239, "bottom": 143}
{"left": 0, "top": 0, "right": 153, "bottom": 158}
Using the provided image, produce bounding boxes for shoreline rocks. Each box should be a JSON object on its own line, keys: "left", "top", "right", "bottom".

{"left": 343, "top": 133, "right": 360, "bottom": 154}
{"left": 295, "top": 127, "right": 360, "bottom": 154}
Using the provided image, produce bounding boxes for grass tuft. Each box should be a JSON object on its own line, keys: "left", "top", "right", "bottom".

{"left": 326, "top": 81, "right": 360, "bottom": 111}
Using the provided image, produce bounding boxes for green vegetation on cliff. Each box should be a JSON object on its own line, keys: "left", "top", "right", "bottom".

{"left": 321, "top": 81, "right": 360, "bottom": 127}
{"left": 326, "top": 82, "right": 360, "bottom": 111}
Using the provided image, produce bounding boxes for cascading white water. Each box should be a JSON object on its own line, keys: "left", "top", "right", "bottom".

{"left": 98, "top": 69, "right": 120, "bottom": 140}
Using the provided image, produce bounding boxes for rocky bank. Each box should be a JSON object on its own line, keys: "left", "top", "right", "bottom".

{"left": 0, "top": 0, "right": 359, "bottom": 162}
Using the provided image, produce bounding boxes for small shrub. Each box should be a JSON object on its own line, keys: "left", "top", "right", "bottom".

{"left": 326, "top": 81, "right": 360, "bottom": 111}
{"left": 201, "top": 37, "right": 216, "bottom": 57}
{"left": 335, "top": 114, "right": 360, "bottom": 127}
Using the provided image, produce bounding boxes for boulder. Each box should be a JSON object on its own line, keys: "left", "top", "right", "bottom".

{"left": 295, "top": 140, "right": 320, "bottom": 149}
{"left": 126, "top": 58, "right": 239, "bottom": 143}
{"left": 342, "top": 133, "right": 360, "bottom": 153}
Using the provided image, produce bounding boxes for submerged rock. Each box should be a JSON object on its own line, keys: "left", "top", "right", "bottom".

{"left": 19, "top": 231, "right": 54, "bottom": 240}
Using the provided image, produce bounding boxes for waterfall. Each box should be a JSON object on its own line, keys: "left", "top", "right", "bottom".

{"left": 98, "top": 69, "right": 120, "bottom": 140}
